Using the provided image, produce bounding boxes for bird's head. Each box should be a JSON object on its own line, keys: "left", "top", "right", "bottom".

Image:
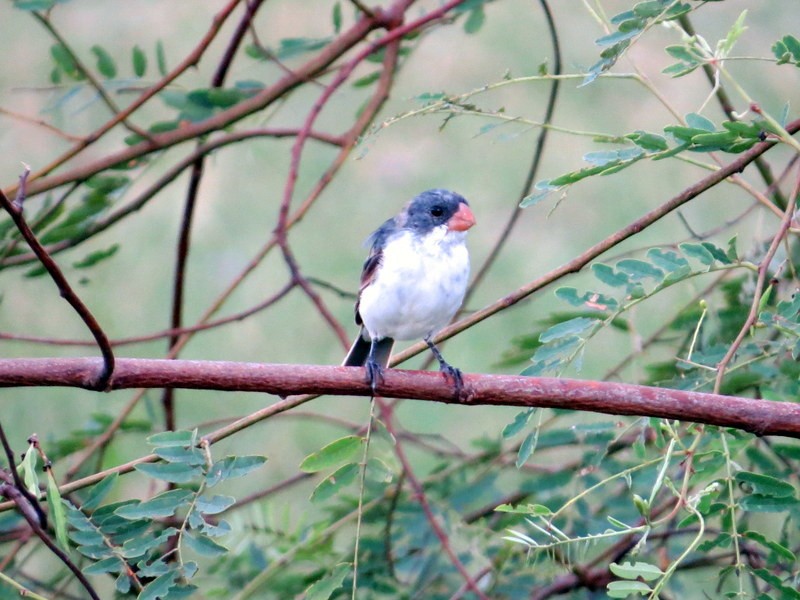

{"left": 401, "top": 189, "right": 476, "bottom": 234}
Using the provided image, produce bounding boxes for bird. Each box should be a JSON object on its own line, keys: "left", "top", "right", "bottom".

{"left": 342, "top": 189, "right": 475, "bottom": 394}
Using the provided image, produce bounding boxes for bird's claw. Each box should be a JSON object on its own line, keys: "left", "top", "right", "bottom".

{"left": 440, "top": 363, "right": 464, "bottom": 399}
{"left": 365, "top": 359, "right": 384, "bottom": 395}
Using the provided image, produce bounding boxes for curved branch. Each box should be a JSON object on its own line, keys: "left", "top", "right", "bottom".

{"left": 0, "top": 357, "right": 798, "bottom": 437}
{"left": 0, "top": 174, "right": 114, "bottom": 390}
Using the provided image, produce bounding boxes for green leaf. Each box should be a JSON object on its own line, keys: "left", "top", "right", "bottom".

{"left": 46, "top": 474, "right": 69, "bottom": 550}
{"left": 183, "top": 532, "right": 228, "bottom": 557}
{"left": 743, "top": 530, "right": 796, "bottom": 562}
{"left": 718, "top": 10, "right": 748, "bottom": 57}
{"left": 115, "top": 489, "right": 193, "bottom": 520}
{"left": 626, "top": 130, "right": 668, "bottom": 151}
{"left": 607, "top": 580, "right": 653, "bottom": 598}
{"left": 463, "top": 5, "right": 485, "bottom": 34}
{"left": 206, "top": 455, "right": 267, "bottom": 486}
{"left": 583, "top": 147, "right": 644, "bottom": 166}
{"left": 726, "top": 236, "right": 738, "bottom": 262}
{"left": 331, "top": 2, "right": 342, "bottom": 34}
{"left": 365, "top": 457, "right": 393, "bottom": 484}
{"left": 304, "top": 563, "right": 350, "bottom": 600}
{"left": 352, "top": 71, "right": 380, "bottom": 88}
{"left": 520, "top": 181, "right": 559, "bottom": 207}
{"left": 17, "top": 445, "right": 39, "bottom": 495}
{"left": 495, "top": 503, "right": 552, "bottom": 516}
{"left": 680, "top": 242, "right": 715, "bottom": 266}
{"left": 502, "top": 408, "right": 534, "bottom": 438}
{"left": 739, "top": 494, "right": 800, "bottom": 512}
{"left": 119, "top": 528, "right": 175, "bottom": 559}
{"left": 524, "top": 335, "right": 583, "bottom": 375}
{"left": 83, "top": 556, "right": 124, "bottom": 575}
{"left": 154, "top": 446, "right": 206, "bottom": 465}
{"left": 616, "top": 258, "right": 664, "bottom": 282}
{"left": 773, "top": 35, "right": 800, "bottom": 66}
{"left": 132, "top": 45, "right": 147, "bottom": 77}
{"left": 135, "top": 462, "right": 203, "bottom": 483}
{"left": 592, "top": 263, "right": 629, "bottom": 287}
{"left": 13, "top": 0, "right": 58, "bottom": 9}
{"left": 646, "top": 248, "right": 689, "bottom": 273}
{"left": 685, "top": 112, "right": 716, "bottom": 132}
{"left": 310, "top": 462, "right": 359, "bottom": 503}
{"left": 539, "top": 317, "right": 598, "bottom": 343}
{"left": 72, "top": 244, "right": 119, "bottom": 269}
{"left": 80, "top": 473, "right": 118, "bottom": 511}
{"left": 736, "top": 471, "right": 796, "bottom": 498}
{"left": 50, "top": 43, "right": 81, "bottom": 80}
{"left": 138, "top": 569, "right": 180, "bottom": 600}
{"left": 91, "top": 45, "right": 117, "bottom": 78}
{"left": 147, "top": 429, "right": 198, "bottom": 447}
{"left": 194, "top": 495, "right": 235, "bottom": 515}
{"left": 701, "top": 242, "right": 731, "bottom": 264}
{"left": 609, "top": 561, "right": 663, "bottom": 581}
{"left": 300, "top": 436, "right": 364, "bottom": 473}
{"left": 274, "top": 37, "right": 331, "bottom": 60}
{"left": 555, "top": 287, "right": 618, "bottom": 311}
{"left": 155, "top": 40, "right": 168, "bottom": 77}
{"left": 516, "top": 431, "right": 538, "bottom": 467}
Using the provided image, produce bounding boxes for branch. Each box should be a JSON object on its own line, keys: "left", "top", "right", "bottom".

{"left": 713, "top": 167, "right": 800, "bottom": 393}
{"left": 0, "top": 358, "right": 798, "bottom": 437}
{"left": 0, "top": 172, "right": 114, "bottom": 390}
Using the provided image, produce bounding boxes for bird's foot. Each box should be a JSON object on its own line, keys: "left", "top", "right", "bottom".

{"left": 365, "top": 358, "right": 384, "bottom": 395}
{"left": 425, "top": 336, "right": 465, "bottom": 399}
{"left": 439, "top": 362, "right": 464, "bottom": 399}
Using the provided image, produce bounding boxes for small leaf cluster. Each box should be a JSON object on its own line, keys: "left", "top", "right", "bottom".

{"left": 49, "top": 39, "right": 165, "bottom": 84}
{"left": 64, "top": 431, "right": 266, "bottom": 599}
{"left": 502, "top": 424, "right": 800, "bottom": 598}
{"left": 516, "top": 241, "right": 740, "bottom": 377}
{"left": 772, "top": 35, "right": 800, "bottom": 67}
{"left": 522, "top": 113, "right": 767, "bottom": 207}
{"left": 584, "top": 0, "right": 691, "bottom": 84}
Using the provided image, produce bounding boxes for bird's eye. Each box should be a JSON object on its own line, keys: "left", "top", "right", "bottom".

{"left": 430, "top": 206, "right": 444, "bottom": 217}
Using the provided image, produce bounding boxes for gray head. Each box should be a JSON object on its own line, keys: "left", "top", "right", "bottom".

{"left": 402, "top": 189, "right": 475, "bottom": 233}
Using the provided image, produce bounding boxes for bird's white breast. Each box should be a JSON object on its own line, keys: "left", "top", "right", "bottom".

{"left": 359, "top": 226, "right": 470, "bottom": 341}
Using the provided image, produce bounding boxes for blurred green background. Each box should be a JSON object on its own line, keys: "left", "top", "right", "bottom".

{"left": 1, "top": 0, "right": 798, "bottom": 500}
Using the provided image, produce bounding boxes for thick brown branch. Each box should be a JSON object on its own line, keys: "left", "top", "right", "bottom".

{"left": 0, "top": 358, "right": 798, "bottom": 438}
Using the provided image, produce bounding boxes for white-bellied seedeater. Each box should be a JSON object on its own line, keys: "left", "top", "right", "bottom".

{"left": 343, "top": 189, "right": 476, "bottom": 393}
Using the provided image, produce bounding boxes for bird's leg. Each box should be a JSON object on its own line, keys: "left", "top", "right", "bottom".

{"left": 424, "top": 335, "right": 463, "bottom": 396}
{"left": 365, "top": 339, "right": 384, "bottom": 394}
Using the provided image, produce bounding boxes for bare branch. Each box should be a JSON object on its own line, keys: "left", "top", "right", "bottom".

{"left": 0, "top": 358, "right": 798, "bottom": 438}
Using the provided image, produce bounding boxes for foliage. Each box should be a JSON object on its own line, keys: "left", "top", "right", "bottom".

{"left": 0, "top": 1, "right": 799, "bottom": 599}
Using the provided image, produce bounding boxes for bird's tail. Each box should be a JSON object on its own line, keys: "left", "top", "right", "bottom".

{"left": 342, "top": 328, "right": 394, "bottom": 368}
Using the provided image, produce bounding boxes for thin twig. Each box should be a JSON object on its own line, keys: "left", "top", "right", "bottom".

{"left": 713, "top": 167, "right": 800, "bottom": 393}
{"left": 468, "top": 0, "right": 561, "bottom": 295}
{"left": 30, "top": 12, "right": 151, "bottom": 140}
{"left": 0, "top": 169, "right": 114, "bottom": 390}
{"left": 381, "top": 403, "right": 490, "bottom": 599}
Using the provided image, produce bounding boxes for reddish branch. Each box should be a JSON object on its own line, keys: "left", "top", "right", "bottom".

{"left": 0, "top": 173, "right": 114, "bottom": 390}
{"left": 381, "top": 403, "right": 490, "bottom": 599}
{"left": 713, "top": 167, "right": 800, "bottom": 393}
{"left": 0, "top": 358, "right": 799, "bottom": 437}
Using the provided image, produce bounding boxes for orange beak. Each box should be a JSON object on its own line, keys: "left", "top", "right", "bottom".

{"left": 447, "top": 202, "right": 476, "bottom": 232}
